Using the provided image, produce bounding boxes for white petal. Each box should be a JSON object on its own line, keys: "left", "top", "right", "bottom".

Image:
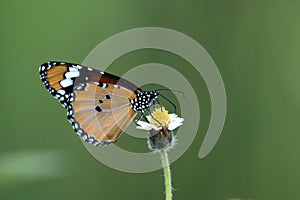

{"left": 169, "top": 113, "right": 179, "bottom": 120}
{"left": 136, "top": 121, "right": 160, "bottom": 131}
{"left": 172, "top": 117, "right": 184, "bottom": 125}
{"left": 168, "top": 115, "right": 184, "bottom": 130}
{"left": 168, "top": 121, "right": 183, "bottom": 130}
{"left": 169, "top": 114, "right": 184, "bottom": 123}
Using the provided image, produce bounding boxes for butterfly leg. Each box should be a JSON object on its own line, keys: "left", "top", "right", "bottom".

{"left": 135, "top": 111, "right": 147, "bottom": 125}
{"left": 143, "top": 115, "right": 149, "bottom": 122}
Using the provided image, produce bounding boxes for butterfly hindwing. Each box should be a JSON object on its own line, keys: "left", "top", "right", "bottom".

{"left": 70, "top": 82, "right": 137, "bottom": 145}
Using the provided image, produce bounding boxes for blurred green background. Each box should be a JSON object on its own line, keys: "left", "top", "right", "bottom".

{"left": 1, "top": 0, "right": 300, "bottom": 199}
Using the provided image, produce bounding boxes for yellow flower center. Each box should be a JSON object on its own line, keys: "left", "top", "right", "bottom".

{"left": 149, "top": 107, "right": 170, "bottom": 127}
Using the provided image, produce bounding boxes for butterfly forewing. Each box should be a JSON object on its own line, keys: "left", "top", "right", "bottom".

{"left": 39, "top": 62, "right": 139, "bottom": 146}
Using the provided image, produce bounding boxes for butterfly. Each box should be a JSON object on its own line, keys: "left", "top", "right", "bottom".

{"left": 39, "top": 61, "right": 159, "bottom": 146}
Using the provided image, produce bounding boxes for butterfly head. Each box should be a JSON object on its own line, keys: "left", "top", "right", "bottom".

{"left": 130, "top": 90, "right": 158, "bottom": 113}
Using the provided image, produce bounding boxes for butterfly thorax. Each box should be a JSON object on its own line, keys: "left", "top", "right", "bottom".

{"left": 130, "top": 90, "right": 158, "bottom": 113}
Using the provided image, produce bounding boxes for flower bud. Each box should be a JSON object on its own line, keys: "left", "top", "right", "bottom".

{"left": 147, "top": 126, "right": 174, "bottom": 150}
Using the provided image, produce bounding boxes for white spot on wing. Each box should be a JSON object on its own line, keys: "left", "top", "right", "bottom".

{"left": 65, "top": 71, "right": 80, "bottom": 78}
{"left": 102, "top": 83, "right": 107, "bottom": 88}
{"left": 76, "top": 86, "right": 82, "bottom": 90}
{"left": 92, "top": 82, "right": 99, "bottom": 85}
{"left": 69, "top": 67, "right": 79, "bottom": 72}
{"left": 72, "top": 65, "right": 82, "bottom": 69}
{"left": 57, "top": 90, "right": 65, "bottom": 95}
{"left": 82, "top": 135, "right": 88, "bottom": 140}
{"left": 60, "top": 79, "right": 73, "bottom": 87}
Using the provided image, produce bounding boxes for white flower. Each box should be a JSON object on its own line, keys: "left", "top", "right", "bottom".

{"left": 136, "top": 108, "right": 184, "bottom": 150}
{"left": 136, "top": 113, "right": 184, "bottom": 131}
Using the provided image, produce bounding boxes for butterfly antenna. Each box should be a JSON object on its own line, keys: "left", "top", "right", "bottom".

{"left": 158, "top": 93, "right": 177, "bottom": 113}
{"left": 155, "top": 88, "right": 186, "bottom": 98}
{"left": 155, "top": 99, "right": 163, "bottom": 111}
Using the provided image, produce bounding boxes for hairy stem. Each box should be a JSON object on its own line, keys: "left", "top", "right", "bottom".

{"left": 160, "top": 149, "right": 172, "bottom": 200}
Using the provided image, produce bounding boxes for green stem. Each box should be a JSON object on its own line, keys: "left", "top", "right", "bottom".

{"left": 160, "top": 149, "right": 172, "bottom": 200}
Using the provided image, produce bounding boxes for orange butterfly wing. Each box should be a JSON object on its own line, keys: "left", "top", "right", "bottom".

{"left": 71, "top": 83, "right": 137, "bottom": 145}
{"left": 39, "top": 62, "right": 140, "bottom": 146}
